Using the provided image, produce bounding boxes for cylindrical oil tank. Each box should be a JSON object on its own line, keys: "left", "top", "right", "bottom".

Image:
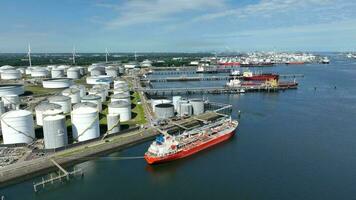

{"left": 1, "top": 69, "right": 21, "bottom": 80}
{"left": 81, "top": 94, "right": 102, "bottom": 112}
{"left": 62, "top": 88, "right": 81, "bottom": 104}
{"left": 2, "top": 95, "right": 20, "bottom": 107}
{"left": 107, "top": 113, "right": 120, "bottom": 134}
{"left": 113, "top": 80, "right": 128, "bottom": 89}
{"left": 92, "top": 84, "right": 109, "bottom": 96}
{"left": 70, "top": 84, "right": 86, "bottom": 97}
{"left": 108, "top": 101, "right": 131, "bottom": 122}
{"left": 90, "top": 67, "right": 105, "bottom": 76}
{"left": 48, "top": 95, "right": 72, "bottom": 114}
{"left": 31, "top": 67, "right": 49, "bottom": 78}
{"left": 35, "top": 102, "right": 62, "bottom": 126}
{"left": 118, "top": 66, "right": 124, "bottom": 74}
{"left": 111, "top": 93, "right": 131, "bottom": 104}
{"left": 113, "top": 88, "right": 130, "bottom": 96}
{"left": 1, "top": 110, "right": 35, "bottom": 144}
{"left": 177, "top": 99, "right": 189, "bottom": 115}
{"left": 17, "top": 68, "right": 26, "bottom": 74}
{"left": 172, "top": 96, "right": 182, "bottom": 111}
{"left": 42, "top": 78, "right": 73, "bottom": 89}
{"left": 180, "top": 103, "right": 193, "bottom": 117}
{"left": 88, "top": 87, "right": 106, "bottom": 102}
{"left": 151, "top": 99, "right": 172, "bottom": 112}
{"left": 0, "top": 84, "right": 24, "bottom": 97}
{"left": 86, "top": 75, "right": 113, "bottom": 85}
{"left": 51, "top": 68, "right": 65, "bottom": 78}
{"left": 43, "top": 114, "right": 68, "bottom": 149}
{"left": 71, "top": 103, "right": 100, "bottom": 142}
{"left": 0, "top": 101, "right": 5, "bottom": 115}
{"left": 67, "top": 67, "right": 81, "bottom": 79}
{"left": 155, "top": 103, "right": 175, "bottom": 119}
{"left": 105, "top": 66, "right": 118, "bottom": 78}
{"left": 190, "top": 99, "right": 205, "bottom": 115}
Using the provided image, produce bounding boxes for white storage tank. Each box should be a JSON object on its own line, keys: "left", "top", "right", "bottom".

{"left": 151, "top": 99, "right": 172, "bottom": 112}
{"left": 2, "top": 95, "right": 20, "bottom": 107}
{"left": 1, "top": 110, "right": 35, "bottom": 144}
{"left": 62, "top": 88, "right": 81, "bottom": 104}
{"left": 81, "top": 94, "right": 102, "bottom": 112}
{"left": 43, "top": 114, "right": 68, "bottom": 149}
{"left": 89, "top": 87, "right": 107, "bottom": 102}
{"left": 1, "top": 69, "right": 21, "bottom": 80}
{"left": 70, "top": 85, "right": 86, "bottom": 98}
{"left": 42, "top": 78, "right": 73, "bottom": 89}
{"left": 113, "top": 88, "right": 130, "bottom": 96}
{"left": 67, "top": 67, "right": 81, "bottom": 79}
{"left": 113, "top": 80, "right": 129, "bottom": 89}
{"left": 0, "top": 84, "right": 24, "bottom": 97}
{"left": 90, "top": 67, "right": 105, "bottom": 76}
{"left": 172, "top": 96, "right": 182, "bottom": 111}
{"left": 48, "top": 95, "right": 72, "bottom": 114}
{"left": 51, "top": 68, "right": 65, "bottom": 78}
{"left": 107, "top": 113, "right": 120, "bottom": 134}
{"left": 71, "top": 103, "right": 100, "bottom": 142}
{"left": 92, "top": 84, "right": 109, "bottom": 96}
{"left": 155, "top": 103, "right": 175, "bottom": 119}
{"left": 0, "top": 101, "right": 5, "bottom": 115}
{"left": 190, "top": 99, "right": 205, "bottom": 115}
{"left": 108, "top": 101, "right": 131, "bottom": 122}
{"left": 17, "top": 68, "right": 26, "bottom": 74}
{"left": 86, "top": 75, "right": 113, "bottom": 85}
{"left": 105, "top": 66, "right": 118, "bottom": 78}
{"left": 35, "top": 102, "right": 62, "bottom": 126}
{"left": 111, "top": 93, "right": 131, "bottom": 104}
{"left": 177, "top": 99, "right": 189, "bottom": 115}
{"left": 31, "top": 67, "right": 49, "bottom": 78}
{"left": 180, "top": 103, "right": 193, "bottom": 117}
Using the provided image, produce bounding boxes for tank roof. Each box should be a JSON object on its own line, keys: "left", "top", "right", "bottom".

{"left": 1, "top": 110, "right": 32, "bottom": 118}
{"left": 35, "top": 102, "right": 62, "bottom": 111}
{"left": 155, "top": 103, "right": 174, "bottom": 108}
{"left": 48, "top": 95, "right": 71, "bottom": 101}
{"left": 43, "top": 114, "right": 65, "bottom": 121}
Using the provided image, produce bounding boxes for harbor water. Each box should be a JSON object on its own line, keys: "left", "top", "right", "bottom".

{"left": 1, "top": 53, "right": 356, "bottom": 200}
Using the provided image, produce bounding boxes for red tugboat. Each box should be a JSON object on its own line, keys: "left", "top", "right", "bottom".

{"left": 242, "top": 71, "right": 279, "bottom": 81}
{"left": 144, "top": 118, "right": 238, "bottom": 164}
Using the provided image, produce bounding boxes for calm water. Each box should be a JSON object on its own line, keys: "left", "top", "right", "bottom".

{"left": 1, "top": 53, "right": 356, "bottom": 200}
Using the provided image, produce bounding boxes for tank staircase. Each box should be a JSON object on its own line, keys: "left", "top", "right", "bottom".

{"left": 32, "top": 159, "right": 83, "bottom": 192}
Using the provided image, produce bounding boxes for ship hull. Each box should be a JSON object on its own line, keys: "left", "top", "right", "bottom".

{"left": 243, "top": 74, "right": 279, "bottom": 81}
{"left": 145, "top": 130, "right": 235, "bottom": 165}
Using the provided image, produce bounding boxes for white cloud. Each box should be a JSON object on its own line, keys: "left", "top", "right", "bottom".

{"left": 95, "top": 0, "right": 226, "bottom": 28}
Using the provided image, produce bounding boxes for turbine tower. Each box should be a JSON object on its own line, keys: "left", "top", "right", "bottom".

{"left": 28, "top": 44, "right": 32, "bottom": 67}
{"left": 72, "top": 46, "right": 76, "bottom": 65}
{"left": 105, "top": 48, "right": 109, "bottom": 63}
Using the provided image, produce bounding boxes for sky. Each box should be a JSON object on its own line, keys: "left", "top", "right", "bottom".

{"left": 0, "top": 0, "right": 355, "bottom": 53}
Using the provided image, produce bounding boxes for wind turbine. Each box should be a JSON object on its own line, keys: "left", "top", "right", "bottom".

{"left": 72, "top": 46, "right": 76, "bottom": 65}
{"left": 28, "top": 44, "right": 32, "bottom": 67}
{"left": 105, "top": 48, "right": 109, "bottom": 63}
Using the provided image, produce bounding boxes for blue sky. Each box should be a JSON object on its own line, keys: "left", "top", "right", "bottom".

{"left": 0, "top": 0, "right": 355, "bottom": 53}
